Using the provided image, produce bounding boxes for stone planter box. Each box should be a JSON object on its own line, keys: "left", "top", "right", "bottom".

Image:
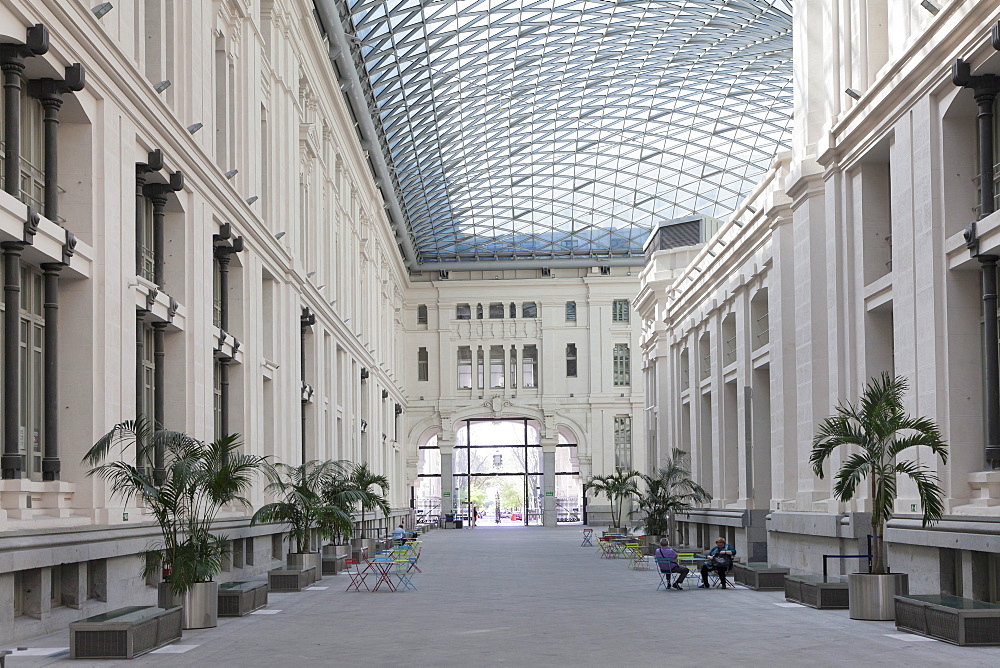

{"left": 784, "top": 574, "right": 849, "bottom": 609}
{"left": 322, "top": 554, "right": 348, "bottom": 575}
{"left": 734, "top": 562, "right": 790, "bottom": 590}
{"left": 895, "top": 594, "right": 1000, "bottom": 646}
{"left": 268, "top": 565, "right": 316, "bottom": 592}
{"left": 70, "top": 606, "right": 182, "bottom": 659}
{"left": 218, "top": 581, "right": 269, "bottom": 617}
{"left": 287, "top": 552, "right": 322, "bottom": 583}
{"left": 157, "top": 581, "right": 219, "bottom": 629}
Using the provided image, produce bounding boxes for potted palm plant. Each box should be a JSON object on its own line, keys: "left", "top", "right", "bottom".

{"left": 633, "top": 448, "right": 711, "bottom": 546}
{"left": 584, "top": 469, "right": 641, "bottom": 532}
{"left": 810, "top": 373, "right": 948, "bottom": 620}
{"left": 251, "top": 459, "right": 348, "bottom": 578}
{"left": 347, "top": 462, "right": 390, "bottom": 546}
{"left": 85, "top": 420, "right": 264, "bottom": 629}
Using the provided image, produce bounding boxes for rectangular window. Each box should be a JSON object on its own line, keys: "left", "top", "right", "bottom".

{"left": 522, "top": 302, "right": 537, "bottom": 318}
{"left": 566, "top": 343, "right": 577, "bottom": 377}
{"left": 476, "top": 346, "right": 484, "bottom": 389}
{"left": 509, "top": 345, "right": 517, "bottom": 389}
{"left": 137, "top": 194, "right": 155, "bottom": 282}
{"left": 457, "top": 346, "right": 472, "bottom": 389}
{"left": 614, "top": 416, "right": 632, "bottom": 470}
{"left": 565, "top": 301, "right": 576, "bottom": 321}
{"left": 140, "top": 323, "right": 156, "bottom": 422}
{"left": 490, "top": 345, "right": 505, "bottom": 388}
{"left": 456, "top": 303, "right": 471, "bottom": 320}
{"left": 418, "top": 347, "right": 428, "bottom": 381}
{"left": 522, "top": 344, "right": 537, "bottom": 388}
{"left": 417, "top": 304, "right": 428, "bottom": 324}
{"left": 489, "top": 303, "right": 504, "bottom": 319}
{"left": 613, "top": 343, "right": 630, "bottom": 387}
{"left": 213, "top": 258, "right": 223, "bottom": 328}
{"left": 19, "top": 92, "right": 45, "bottom": 213}
{"left": 612, "top": 299, "right": 630, "bottom": 323}
{"left": 11, "top": 267, "right": 45, "bottom": 480}
{"left": 213, "top": 359, "right": 223, "bottom": 440}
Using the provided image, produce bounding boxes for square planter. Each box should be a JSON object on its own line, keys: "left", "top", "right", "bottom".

{"left": 218, "top": 581, "right": 269, "bottom": 617}
{"left": 734, "top": 562, "right": 790, "bottom": 591}
{"left": 70, "top": 606, "right": 182, "bottom": 659}
{"left": 895, "top": 594, "right": 1000, "bottom": 646}
{"left": 784, "top": 574, "right": 849, "bottom": 609}
{"left": 268, "top": 565, "right": 316, "bottom": 592}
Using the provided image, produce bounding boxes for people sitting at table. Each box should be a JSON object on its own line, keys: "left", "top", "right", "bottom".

{"left": 699, "top": 537, "right": 736, "bottom": 588}
{"left": 654, "top": 538, "right": 688, "bottom": 590}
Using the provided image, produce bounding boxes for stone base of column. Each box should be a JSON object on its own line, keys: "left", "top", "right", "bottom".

{"left": 42, "top": 457, "right": 60, "bottom": 481}
{"left": 1, "top": 453, "right": 23, "bottom": 479}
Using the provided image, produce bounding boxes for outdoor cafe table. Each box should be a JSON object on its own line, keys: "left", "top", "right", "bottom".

{"left": 364, "top": 558, "right": 397, "bottom": 592}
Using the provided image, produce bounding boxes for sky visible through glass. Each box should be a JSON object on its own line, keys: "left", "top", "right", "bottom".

{"left": 342, "top": 0, "right": 794, "bottom": 264}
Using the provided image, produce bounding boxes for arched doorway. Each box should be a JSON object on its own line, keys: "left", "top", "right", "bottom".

{"left": 413, "top": 418, "right": 582, "bottom": 526}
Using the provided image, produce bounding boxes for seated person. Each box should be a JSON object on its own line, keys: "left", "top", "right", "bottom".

{"left": 654, "top": 538, "right": 689, "bottom": 590}
{"left": 699, "top": 537, "right": 736, "bottom": 588}
{"left": 391, "top": 523, "right": 408, "bottom": 543}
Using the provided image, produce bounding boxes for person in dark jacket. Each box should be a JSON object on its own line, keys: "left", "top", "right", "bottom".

{"left": 699, "top": 537, "right": 736, "bottom": 588}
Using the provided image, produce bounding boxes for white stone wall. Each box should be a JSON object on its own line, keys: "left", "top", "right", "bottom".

{"left": 0, "top": 0, "right": 409, "bottom": 643}
{"left": 639, "top": 0, "right": 1000, "bottom": 595}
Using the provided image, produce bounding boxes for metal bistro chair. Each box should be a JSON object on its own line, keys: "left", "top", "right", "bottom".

{"left": 344, "top": 558, "right": 370, "bottom": 592}
{"left": 598, "top": 538, "right": 618, "bottom": 559}
{"left": 626, "top": 541, "right": 650, "bottom": 570}
{"left": 394, "top": 559, "right": 416, "bottom": 591}
{"left": 581, "top": 528, "right": 594, "bottom": 547}
{"left": 654, "top": 557, "right": 679, "bottom": 590}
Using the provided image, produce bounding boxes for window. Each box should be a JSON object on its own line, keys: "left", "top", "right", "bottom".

{"left": 456, "top": 303, "right": 471, "bottom": 320}
{"left": 612, "top": 299, "right": 630, "bottom": 323}
{"left": 565, "top": 301, "right": 576, "bottom": 321}
{"left": 509, "top": 345, "right": 517, "bottom": 389}
{"left": 490, "top": 345, "right": 505, "bottom": 388}
{"left": 139, "top": 322, "right": 156, "bottom": 421}
{"left": 489, "top": 303, "right": 504, "bottom": 319}
{"left": 0, "top": 88, "right": 45, "bottom": 212}
{"left": 213, "top": 359, "right": 223, "bottom": 440}
{"left": 476, "top": 303, "right": 484, "bottom": 319}
{"left": 213, "top": 257, "right": 223, "bottom": 328}
{"left": 476, "top": 346, "right": 484, "bottom": 388}
{"left": 417, "top": 304, "right": 428, "bottom": 324}
{"left": 136, "top": 192, "right": 155, "bottom": 282}
{"left": 509, "top": 302, "right": 516, "bottom": 318}
{"left": 5, "top": 266, "right": 45, "bottom": 480}
{"left": 522, "top": 302, "right": 537, "bottom": 318}
{"left": 457, "top": 346, "right": 472, "bottom": 388}
{"left": 614, "top": 416, "right": 632, "bottom": 470}
{"left": 418, "top": 347, "right": 428, "bottom": 381}
{"left": 566, "top": 343, "right": 577, "bottom": 377}
{"left": 522, "top": 344, "right": 537, "bottom": 388}
{"left": 613, "top": 343, "right": 630, "bottom": 387}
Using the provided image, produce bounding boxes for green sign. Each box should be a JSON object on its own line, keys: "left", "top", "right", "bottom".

{"left": 442, "top": 491, "right": 451, "bottom": 497}
{"left": 545, "top": 491, "right": 554, "bottom": 497}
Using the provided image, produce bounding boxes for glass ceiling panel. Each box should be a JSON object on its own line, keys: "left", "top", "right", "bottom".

{"left": 336, "top": 0, "right": 793, "bottom": 265}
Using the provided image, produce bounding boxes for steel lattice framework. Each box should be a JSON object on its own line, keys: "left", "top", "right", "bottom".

{"left": 333, "top": 0, "right": 793, "bottom": 266}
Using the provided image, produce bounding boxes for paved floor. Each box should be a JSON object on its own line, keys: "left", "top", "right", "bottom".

{"left": 7, "top": 526, "right": 1000, "bottom": 667}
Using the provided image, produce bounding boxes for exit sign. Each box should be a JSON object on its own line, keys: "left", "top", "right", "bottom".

{"left": 442, "top": 491, "right": 451, "bottom": 497}
{"left": 545, "top": 491, "right": 554, "bottom": 497}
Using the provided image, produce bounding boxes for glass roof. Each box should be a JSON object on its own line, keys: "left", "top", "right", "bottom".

{"left": 337, "top": 0, "right": 793, "bottom": 266}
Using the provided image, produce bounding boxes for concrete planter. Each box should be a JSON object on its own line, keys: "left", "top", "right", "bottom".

{"left": 848, "top": 572, "right": 909, "bottom": 620}
{"left": 158, "top": 581, "right": 219, "bottom": 629}
{"left": 287, "top": 552, "right": 322, "bottom": 582}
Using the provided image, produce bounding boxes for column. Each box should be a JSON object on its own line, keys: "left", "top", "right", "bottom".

{"left": 150, "top": 193, "right": 168, "bottom": 287}
{"left": 135, "top": 314, "right": 146, "bottom": 474}
{"left": 40, "top": 263, "right": 61, "bottom": 480}
{"left": 542, "top": 437, "right": 557, "bottom": 527}
{"left": 39, "top": 94, "right": 62, "bottom": 221}
{"left": 439, "top": 431, "right": 454, "bottom": 519}
{"left": 1, "top": 53, "right": 25, "bottom": 196}
{"left": 1, "top": 243, "right": 23, "bottom": 478}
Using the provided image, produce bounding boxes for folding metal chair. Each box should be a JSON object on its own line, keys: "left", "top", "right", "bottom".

{"left": 654, "top": 558, "right": 677, "bottom": 590}
{"left": 344, "top": 558, "right": 369, "bottom": 592}
{"left": 394, "top": 559, "right": 417, "bottom": 591}
{"left": 581, "top": 528, "right": 594, "bottom": 547}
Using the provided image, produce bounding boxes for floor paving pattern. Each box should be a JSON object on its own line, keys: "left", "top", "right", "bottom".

{"left": 7, "top": 526, "right": 1000, "bottom": 666}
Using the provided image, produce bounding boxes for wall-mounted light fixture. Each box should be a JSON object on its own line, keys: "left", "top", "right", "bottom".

{"left": 920, "top": 1, "right": 939, "bottom": 15}
{"left": 92, "top": 3, "right": 113, "bottom": 18}
{"left": 187, "top": 122, "right": 203, "bottom": 133}
{"left": 845, "top": 88, "right": 861, "bottom": 100}
{"left": 224, "top": 169, "right": 238, "bottom": 179}
{"left": 306, "top": 271, "right": 316, "bottom": 278}
{"left": 245, "top": 195, "right": 258, "bottom": 204}
{"left": 274, "top": 231, "right": 285, "bottom": 239}
{"left": 317, "top": 285, "right": 325, "bottom": 290}
{"left": 154, "top": 80, "right": 171, "bottom": 93}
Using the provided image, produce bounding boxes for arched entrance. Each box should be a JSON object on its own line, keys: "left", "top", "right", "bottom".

{"left": 413, "top": 418, "right": 582, "bottom": 526}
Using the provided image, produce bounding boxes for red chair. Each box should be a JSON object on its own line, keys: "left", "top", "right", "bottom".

{"left": 344, "top": 558, "right": 369, "bottom": 591}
